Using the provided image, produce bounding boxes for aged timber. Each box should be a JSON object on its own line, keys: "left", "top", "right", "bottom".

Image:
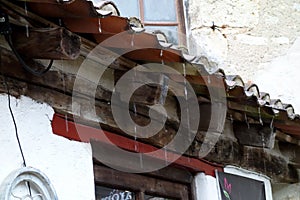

{"left": 11, "top": 27, "right": 81, "bottom": 60}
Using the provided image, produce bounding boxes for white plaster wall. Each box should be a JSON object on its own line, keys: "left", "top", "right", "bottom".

{"left": 0, "top": 94, "right": 95, "bottom": 200}
{"left": 188, "top": 0, "right": 300, "bottom": 112}
{"left": 192, "top": 173, "right": 219, "bottom": 200}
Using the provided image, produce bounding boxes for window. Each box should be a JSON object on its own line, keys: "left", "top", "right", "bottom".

{"left": 94, "top": 163, "right": 192, "bottom": 200}
{"left": 113, "top": 0, "right": 186, "bottom": 45}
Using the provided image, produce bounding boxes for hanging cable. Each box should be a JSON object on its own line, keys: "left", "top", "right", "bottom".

{"left": 3, "top": 77, "right": 33, "bottom": 197}
{"left": 3, "top": 77, "right": 26, "bottom": 167}
{"left": 5, "top": 34, "right": 53, "bottom": 77}
{"left": 0, "top": 10, "right": 53, "bottom": 76}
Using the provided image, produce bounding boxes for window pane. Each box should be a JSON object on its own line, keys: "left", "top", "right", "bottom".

{"left": 145, "top": 26, "right": 178, "bottom": 44}
{"left": 95, "top": 186, "right": 136, "bottom": 200}
{"left": 113, "top": 0, "right": 140, "bottom": 18}
{"left": 144, "top": 0, "right": 177, "bottom": 22}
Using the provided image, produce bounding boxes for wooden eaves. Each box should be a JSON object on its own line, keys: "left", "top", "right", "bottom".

{"left": 1, "top": 0, "right": 300, "bottom": 183}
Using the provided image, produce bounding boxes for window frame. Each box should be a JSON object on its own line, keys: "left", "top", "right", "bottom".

{"left": 94, "top": 162, "right": 192, "bottom": 200}
{"left": 115, "top": 0, "right": 186, "bottom": 45}
{"left": 139, "top": 0, "right": 186, "bottom": 45}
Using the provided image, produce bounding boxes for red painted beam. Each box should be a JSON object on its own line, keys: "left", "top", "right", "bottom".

{"left": 52, "top": 113, "right": 223, "bottom": 176}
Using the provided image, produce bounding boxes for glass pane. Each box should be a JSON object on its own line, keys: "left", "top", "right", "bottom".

{"left": 145, "top": 194, "right": 175, "bottom": 200}
{"left": 144, "top": 0, "right": 177, "bottom": 22}
{"left": 145, "top": 26, "right": 178, "bottom": 44}
{"left": 95, "top": 185, "right": 136, "bottom": 200}
{"left": 113, "top": 0, "right": 140, "bottom": 17}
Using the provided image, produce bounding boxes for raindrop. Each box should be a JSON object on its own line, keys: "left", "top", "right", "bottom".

{"left": 159, "top": 75, "right": 169, "bottom": 105}
{"left": 160, "top": 49, "right": 163, "bottom": 57}
{"left": 58, "top": 19, "right": 62, "bottom": 26}
{"left": 258, "top": 107, "right": 263, "bottom": 125}
{"left": 270, "top": 116, "right": 274, "bottom": 129}
{"left": 24, "top": 1, "right": 28, "bottom": 15}
{"left": 133, "top": 103, "right": 138, "bottom": 151}
{"left": 230, "top": 114, "right": 234, "bottom": 123}
{"left": 98, "top": 18, "right": 102, "bottom": 33}
{"left": 65, "top": 114, "right": 69, "bottom": 133}
{"left": 25, "top": 24, "right": 29, "bottom": 38}
{"left": 207, "top": 76, "right": 211, "bottom": 84}
{"left": 182, "top": 63, "right": 186, "bottom": 77}
{"left": 131, "top": 33, "right": 135, "bottom": 47}
{"left": 139, "top": 153, "right": 143, "bottom": 169}
{"left": 244, "top": 113, "right": 250, "bottom": 129}
{"left": 164, "top": 146, "right": 168, "bottom": 166}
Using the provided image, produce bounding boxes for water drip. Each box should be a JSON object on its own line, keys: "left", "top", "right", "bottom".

{"left": 244, "top": 113, "right": 250, "bottom": 129}
{"left": 25, "top": 24, "right": 29, "bottom": 38}
{"left": 24, "top": 1, "right": 28, "bottom": 15}
{"left": 133, "top": 103, "right": 137, "bottom": 152}
{"left": 182, "top": 64, "right": 191, "bottom": 148}
{"left": 139, "top": 153, "right": 143, "bottom": 169}
{"left": 182, "top": 63, "right": 186, "bottom": 77}
{"left": 65, "top": 114, "right": 69, "bottom": 133}
{"left": 230, "top": 114, "right": 234, "bottom": 123}
{"left": 270, "top": 116, "right": 274, "bottom": 129}
{"left": 207, "top": 76, "right": 211, "bottom": 84}
{"left": 98, "top": 18, "right": 102, "bottom": 33}
{"left": 131, "top": 33, "right": 135, "bottom": 47}
{"left": 164, "top": 146, "right": 168, "bottom": 166}
{"left": 258, "top": 107, "right": 263, "bottom": 125}
{"left": 58, "top": 19, "right": 62, "bottom": 26}
{"left": 159, "top": 75, "right": 169, "bottom": 105}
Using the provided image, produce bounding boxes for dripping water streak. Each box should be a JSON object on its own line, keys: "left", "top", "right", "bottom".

{"left": 270, "top": 116, "right": 274, "bottom": 129}
{"left": 65, "top": 115, "right": 69, "bottom": 133}
{"left": 160, "top": 50, "right": 164, "bottom": 65}
{"left": 58, "top": 19, "right": 62, "bottom": 26}
{"left": 139, "top": 153, "right": 143, "bottom": 169}
{"left": 258, "top": 107, "right": 263, "bottom": 125}
{"left": 98, "top": 18, "right": 102, "bottom": 33}
{"left": 164, "top": 146, "right": 168, "bottom": 166}
{"left": 133, "top": 103, "right": 137, "bottom": 152}
{"left": 183, "top": 64, "right": 191, "bottom": 154}
{"left": 245, "top": 113, "right": 250, "bottom": 129}
{"left": 24, "top": 1, "right": 29, "bottom": 38}
{"left": 230, "top": 114, "right": 234, "bottom": 123}
{"left": 25, "top": 24, "right": 29, "bottom": 38}
{"left": 24, "top": 1, "right": 28, "bottom": 15}
{"left": 131, "top": 33, "right": 135, "bottom": 47}
{"left": 207, "top": 76, "right": 211, "bottom": 84}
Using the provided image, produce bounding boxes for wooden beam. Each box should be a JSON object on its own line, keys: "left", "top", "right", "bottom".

{"left": 93, "top": 165, "right": 190, "bottom": 199}
{"left": 193, "top": 133, "right": 299, "bottom": 183}
{"left": 11, "top": 27, "right": 81, "bottom": 60}
{"left": 233, "top": 121, "right": 275, "bottom": 148}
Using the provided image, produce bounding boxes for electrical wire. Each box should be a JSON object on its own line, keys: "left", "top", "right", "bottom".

{"left": 5, "top": 34, "right": 53, "bottom": 77}
{"left": 3, "top": 76, "right": 32, "bottom": 196}
{"left": 3, "top": 77, "right": 26, "bottom": 167}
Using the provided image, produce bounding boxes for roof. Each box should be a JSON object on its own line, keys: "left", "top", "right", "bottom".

{"left": 1, "top": 0, "right": 300, "bottom": 182}
{"left": 22, "top": 0, "right": 300, "bottom": 137}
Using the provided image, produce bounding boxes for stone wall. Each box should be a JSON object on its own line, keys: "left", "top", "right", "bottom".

{"left": 187, "top": 0, "right": 300, "bottom": 112}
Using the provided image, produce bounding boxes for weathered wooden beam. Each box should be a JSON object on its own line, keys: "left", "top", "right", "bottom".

{"left": 278, "top": 141, "right": 300, "bottom": 168}
{"left": 191, "top": 133, "right": 299, "bottom": 183}
{"left": 93, "top": 164, "right": 190, "bottom": 199}
{"left": 241, "top": 146, "right": 298, "bottom": 183}
{"left": 11, "top": 27, "right": 80, "bottom": 60}
{"left": 232, "top": 121, "right": 275, "bottom": 148}
{"left": 1, "top": 73, "right": 296, "bottom": 183}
